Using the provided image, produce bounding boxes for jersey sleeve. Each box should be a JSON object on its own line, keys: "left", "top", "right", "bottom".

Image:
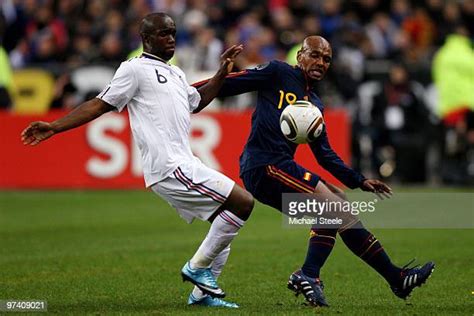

{"left": 187, "top": 85, "right": 201, "bottom": 112}
{"left": 176, "top": 66, "right": 202, "bottom": 112}
{"left": 309, "top": 127, "right": 366, "bottom": 189}
{"left": 193, "top": 61, "right": 280, "bottom": 97}
{"left": 97, "top": 61, "right": 138, "bottom": 112}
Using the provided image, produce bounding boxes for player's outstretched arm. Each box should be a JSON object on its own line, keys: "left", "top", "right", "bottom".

{"left": 193, "top": 44, "right": 243, "bottom": 113}
{"left": 21, "top": 98, "right": 115, "bottom": 146}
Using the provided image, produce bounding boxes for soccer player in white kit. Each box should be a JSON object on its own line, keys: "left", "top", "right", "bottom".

{"left": 21, "top": 13, "right": 253, "bottom": 309}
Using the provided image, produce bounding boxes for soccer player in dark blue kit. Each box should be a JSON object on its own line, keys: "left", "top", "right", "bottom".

{"left": 193, "top": 36, "right": 434, "bottom": 307}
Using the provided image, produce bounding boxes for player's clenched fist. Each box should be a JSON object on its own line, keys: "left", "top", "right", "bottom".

{"left": 21, "top": 121, "right": 55, "bottom": 146}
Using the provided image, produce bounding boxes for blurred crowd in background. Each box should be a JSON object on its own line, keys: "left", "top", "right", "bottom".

{"left": 0, "top": 0, "right": 473, "bottom": 185}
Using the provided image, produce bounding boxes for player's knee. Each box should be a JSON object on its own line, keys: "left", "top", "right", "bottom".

{"left": 239, "top": 190, "right": 254, "bottom": 217}
{"left": 326, "top": 182, "right": 347, "bottom": 201}
{"left": 339, "top": 191, "right": 348, "bottom": 201}
{"left": 225, "top": 185, "right": 254, "bottom": 221}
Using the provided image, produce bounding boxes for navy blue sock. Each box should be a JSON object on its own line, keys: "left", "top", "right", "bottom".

{"left": 301, "top": 228, "right": 337, "bottom": 279}
{"left": 338, "top": 220, "right": 401, "bottom": 285}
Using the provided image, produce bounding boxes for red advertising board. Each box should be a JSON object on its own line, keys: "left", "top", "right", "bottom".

{"left": 0, "top": 109, "right": 351, "bottom": 189}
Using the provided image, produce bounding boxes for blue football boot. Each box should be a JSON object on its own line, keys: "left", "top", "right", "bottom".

{"left": 181, "top": 262, "right": 225, "bottom": 298}
{"left": 391, "top": 259, "right": 435, "bottom": 299}
{"left": 187, "top": 293, "right": 239, "bottom": 308}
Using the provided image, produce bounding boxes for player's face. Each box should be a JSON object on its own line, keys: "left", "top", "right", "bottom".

{"left": 297, "top": 41, "right": 332, "bottom": 81}
{"left": 147, "top": 17, "right": 176, "bottom": 61}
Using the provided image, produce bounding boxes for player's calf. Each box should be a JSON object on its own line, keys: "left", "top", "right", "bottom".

{"left": 185, "top": 185, "right": 253, "bottom": 297}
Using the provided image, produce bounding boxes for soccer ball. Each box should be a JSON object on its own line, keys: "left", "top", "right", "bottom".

{"left": 279, "top": 100, "right": 324, "bottom": 144}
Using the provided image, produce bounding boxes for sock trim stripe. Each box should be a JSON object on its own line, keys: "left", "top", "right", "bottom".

{"left": 310, "top": 241, "right": 335, "bottom": 247}
{"left": 266, "top": 166, "right": 314, "bottom": 193}
{"left": 315, "top": 235, "right": 337, "bottom": 242}
{"left": 174, "top": 168, "right": 226, "bottom": 203}
{"left": 356, "top": 234, "right": 373, "bottom": 254}
{"left": 219, "top": 211, "right": 243, "bottom": 228}
{"left": 365, "top": 246, "right": 384, "bottom": 261}
{"left": 338, "top": 219, "right": 360, "bottom": 233}
{"left": 219, "top": 212, "right": 242, "bottom": 228}
{"left": 359, "top": 239, "right": 378, "bottom": 258}
{"left": 361, "top": 234, "right": 373, "bottom": 247}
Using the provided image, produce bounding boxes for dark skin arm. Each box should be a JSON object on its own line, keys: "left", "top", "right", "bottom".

{"left": 193, "top": 44, "right": 243, "bottom": 114}
{"left": 21, "top": 98, "right": 114, "bottom": 145}
{"left": 361, "top": 179, "right": 393, "bottom": 199}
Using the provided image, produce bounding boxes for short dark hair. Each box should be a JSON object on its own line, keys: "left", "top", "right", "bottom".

{"left": 139, "top": 12, "right": 172, "bottom": 36}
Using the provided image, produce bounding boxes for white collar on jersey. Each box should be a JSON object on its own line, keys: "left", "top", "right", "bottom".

{"left": 141, "top": 52, "right": 171, "bottom": 65}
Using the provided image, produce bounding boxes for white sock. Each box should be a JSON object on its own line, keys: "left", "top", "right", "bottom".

{"left": 190, "top": 210, "right": 243, "bottom": 269}
{"left": 192, "top": 245, "right": 231, "bottom": 299}
{"left": 211, "top": 244, "right": 231, "bottom": 278}
{"left": 192, "top": 286, "right": 206, "bottom": 300}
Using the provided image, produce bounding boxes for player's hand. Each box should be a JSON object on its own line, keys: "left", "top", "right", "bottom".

{"left": 361, "top": 179, "right": 392, "bottom": 199}
{"left": 21, "top": 121, "right": 55, "bottom": 146}
{"left": 220, "top": 44, "right": 244, "bottom": 74}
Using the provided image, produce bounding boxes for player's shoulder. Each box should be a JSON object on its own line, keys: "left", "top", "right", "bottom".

{"left": 248, "top": 60, "right": 292, "bottom": 75}
{"left": 111, "top": 59, "right": 135, "bottom": 77}
{"left": 124, "top": 56, "right": 145, "bottom": 67}
{"left": 255, "top": 60, "right": 289, "bottom": 69}
{"left": 271, "top": 60, "right": 295, "bottom": 71}
{"left": 271, "top": 59, "right": 292, "bottom": 67}
{"left": 116, "top": 57, "right": 139, "bottom": 72}
{"left": 170, "top": 64, "right": 185, "bottom": 75}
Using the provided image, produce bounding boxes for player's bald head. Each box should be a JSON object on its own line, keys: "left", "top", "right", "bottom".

{"left": 301, "top": 36, "right": 331, "bottom": 53}
{"left": 139, "top": 12, "right": 176, "bottom": 60}
{"left": 297, "top": 35, "right": 332, "bottom": 81}
{"left": 139, "top": 12, "right": 173, "bottom": 36}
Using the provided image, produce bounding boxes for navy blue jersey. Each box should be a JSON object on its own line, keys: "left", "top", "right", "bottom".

{"left": 196, "top": 60, "right": 365, "bottom": 189}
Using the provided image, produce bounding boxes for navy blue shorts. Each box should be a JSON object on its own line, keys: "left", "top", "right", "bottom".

{"left": 241, "top": 160, "right": 321, "bottom": 212}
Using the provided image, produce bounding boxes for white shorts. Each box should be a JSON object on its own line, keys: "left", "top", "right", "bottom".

{"left": 151, "top": 161, "right": 235, "bottom": 223}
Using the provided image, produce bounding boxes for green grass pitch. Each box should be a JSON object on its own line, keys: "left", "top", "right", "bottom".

{"left": 1, "top": 190, "right": 473, "bottom": 315}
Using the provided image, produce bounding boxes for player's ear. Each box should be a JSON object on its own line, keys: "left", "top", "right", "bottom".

{"left": 144, "top": 33, "right": 151, "bottom": 44}
{"left": 296, "top": 49, "right": 303, "bottom": 64}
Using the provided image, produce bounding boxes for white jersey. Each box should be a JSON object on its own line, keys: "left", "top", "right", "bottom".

{"left": 97, "top": 53, "right": 202, "bottom": 187}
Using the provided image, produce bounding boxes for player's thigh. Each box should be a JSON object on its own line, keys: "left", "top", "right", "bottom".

{"left": 151, "top": 163, "right": 235, "bottom": 223}
{"left": 314, "top": 180, "right": 358, "bottom": 225}
{"left": 244, "top": 161, "right": 321, "bottom": 212}
{"left": 324, "top": 181, "right": 346, "bottom": 196}
{"left": 316, "top": 181, "right": 347, "bottom": 200}
{"left": 190, "top": 161, "right": 253, "bottom": 221}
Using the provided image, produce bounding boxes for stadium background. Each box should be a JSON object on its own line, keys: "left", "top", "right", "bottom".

{"left": 1, "top": 0, "right": 474, "bottom": 187}
{"left": 1, "top": 0, "right": 473, "bottom": 314}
